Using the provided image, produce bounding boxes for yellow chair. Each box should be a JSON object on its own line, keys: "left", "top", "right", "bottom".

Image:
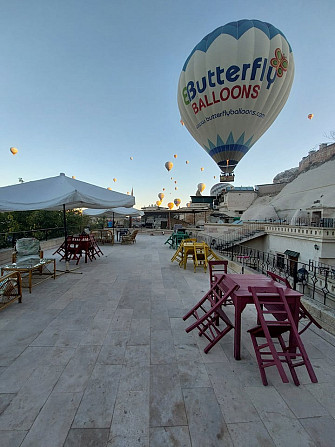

{"left": 193, "top": 242, "right": 209, "bottom": 272}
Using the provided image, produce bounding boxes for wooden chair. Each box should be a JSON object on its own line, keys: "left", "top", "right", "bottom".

{"left": 183, "top": 276, "right": 238, "bottom": 353}
{"left": 121, "top": 229, "right": 138, "bottom": 244}
{"left": 0, "top": 271, "right": 22, "bottom": 311}
{"left": 193, "top": 242, "right": 208, "bottom": 272}
{"left": 267, "top": 271, "right": 322, "bottom": 335}
{"left": 209, "top": 260, "right": 228, "bottom": 288}
{"left": 248, "top": 286, "right": 318, "bottom": 386}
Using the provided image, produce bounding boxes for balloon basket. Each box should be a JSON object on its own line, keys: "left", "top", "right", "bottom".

{"left": 220, "top": 174, "right": 235, "bottom": 182}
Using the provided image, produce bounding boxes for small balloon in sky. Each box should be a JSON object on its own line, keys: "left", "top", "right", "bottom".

{"left": 167, "top": 202, "right": 174, "bottom": 209}
{"left": 180, "top": 119, "right": 184, "bottom": 126}
{"left": 308, "top": 113, "right": 314, "bottom": 120}
{"left": 174, "top": 180, "right": 177, "bottom": 184}
{"left": 10, "top": 147, "right": 18, "bottom": 155}
{"left": 72, "top": 176, "right": 76, "bottom": 179}
{"left": 174, "top": 154, "right": 177, "bottom": 159}
{"left": 107, "top": 187, "right": 112, "bottom": 190}
{"left": 130, "top": 156, "right": 133, "bottom": 160}
{"left": 158, "top": 192, "right": 164, "bottom": 200}
{"left": 174, "top": 198, "right": 181, "bottom": 207}
{"left": 213, "top": 175, "right": 216, "bottom": 179}
{"left": 175, "top": 186, "right": 178, "bottom": 190}
{"left": 198, "top": 182, "right": 206, "bottom": 193}
{"left": 186, "top": 160, "right": 189, "bottom": 164}
{"left": 162, "top": 188, "right": 165, "bottom": 191}
{"left": 156, "top": 200, "right": 162, "bottom": 206}
{"left": 165, "top": 161, "right": 173, "bottom": 171}
{"left": 113, "top": 178, "right": 117, "bottom": 182}
{"left": 200, "top": 167, "right": 204, "bottom": 172}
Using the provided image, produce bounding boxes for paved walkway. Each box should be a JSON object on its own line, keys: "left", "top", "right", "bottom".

{"left": 1, "top": 234, "right": 335, "bottom": 446}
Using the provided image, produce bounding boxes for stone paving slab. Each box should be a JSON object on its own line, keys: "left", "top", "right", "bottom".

{"left": 0, "top": 234, "right": 334, "bottom": 446}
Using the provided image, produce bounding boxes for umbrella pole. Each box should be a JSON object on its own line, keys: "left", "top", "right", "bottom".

{"left": 56, "top": 204, "right": 82, "bottom": 275}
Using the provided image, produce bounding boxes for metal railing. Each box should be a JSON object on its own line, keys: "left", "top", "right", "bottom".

{"left": 0, "top": 225, "right": 82, "bottom": 249}
{"left": 199, "top": 234, "right": 335, "bottom": 311}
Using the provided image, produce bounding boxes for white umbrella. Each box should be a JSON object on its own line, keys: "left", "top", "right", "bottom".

{"left": 0, "top": 173, "right": 135, "bottom": 265}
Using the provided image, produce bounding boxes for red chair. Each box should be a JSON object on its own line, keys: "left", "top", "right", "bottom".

{"left": 248, "top": 286, "right": 318, "bottom": 386}
{"left": 183, "top": 276, "right": 238, "bottom": 353}
{"left": 267, "top": 271, "right": 322, "bottom": 335}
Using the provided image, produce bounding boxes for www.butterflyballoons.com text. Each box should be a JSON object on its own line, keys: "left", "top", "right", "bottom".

{"left": 196, "top": 108, "right": 265, "bottom": 129}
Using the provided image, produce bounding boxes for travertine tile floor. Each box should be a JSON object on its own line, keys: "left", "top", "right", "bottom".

{"left": 0, "top": 234, "right": 335, "bottom": 446}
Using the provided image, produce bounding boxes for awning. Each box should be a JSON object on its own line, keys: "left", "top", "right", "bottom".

{"left": 284, "top": 250, "right": 300, "bottom": 258}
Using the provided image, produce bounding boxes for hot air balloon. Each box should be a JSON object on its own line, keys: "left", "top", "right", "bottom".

{"left": 174, "top": 180, "right": 177, "bottom": 184}
{"left": 113, "top": 178, "right": 117, "bottom": 182}
{"left": 175, "top": 186, "right": 178, "bottom": 190}
{"left": 107, "top": 187, "right": 112, "bottom": 190}
{"left": 72, "top": 176, "right": 76, "bottom": 179}
{"left": 162, "top": 188, "right": 165, "bottom": 191}
{"left": 198, "top": 183, "right": 206, "bottom": 193}
{"left": 130, "top": 156, "right": 133, "bottom": 160}
{"left": 10, "top": 147, "right": 18, "bottom": 155}
{"left": 174, "top": 154, "right": 177, "bottom": 159}
{"left": 177, "top": 19, "right": 294, "bottom": 182}
{"left": 158, "top": 192, "right": 164, "bottom": 200}
{"left": 308, "top": 114, "right": 314, "bottom": 120}
{"left": 200, "top": 167, "right": 204, "bottom": 172}
{"left": 165, "top": 161, "right": 173, "bottom": 171}
{"left": 213, "top": 175, "right": 216, "bottom": 179}
{"left": 186, "top": 160, "right": 189, "bottom": 164}
{"left": 180, "top": 119, "right": 184, "bottom": 126}
{"left": 170, "top": 177, "right": 173, "bottom": 180}
{"left": 174, "top": 198, "right": 181, "bottom": 207}
{"left": 167, "top": 202, "right": 174, "bottom": 209}
{"left": 156, "top": 200, "right": 162, "bottom": 206}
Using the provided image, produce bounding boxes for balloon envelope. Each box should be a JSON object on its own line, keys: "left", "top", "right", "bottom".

{"left": 165, "top": 161, "right": 173, "bottom": 171}
{"left": 198, "top": 182, "right": 206, "bottom": 193}
{"left": 10, "top": 147, "right": 18, "bottom": 155}
{"left": 174, "top": 154, "right": 177, "bottom": 158}
{"left": 174, "top": 198, "right": 181, "bottom": 206}
{"left": 167, "top": 202, "right": 174, "bottom": 209}
{"left": 156, "top": 200, "right": 162, "bottom": 206}
{"left": 308, "top": 113, "right": 313, "bottom": 120}
{"left": 178, "top": 19, "right": 294, "bottom": 176}
{"left": 158, "top": 192, "right": 164, "bottom": 200}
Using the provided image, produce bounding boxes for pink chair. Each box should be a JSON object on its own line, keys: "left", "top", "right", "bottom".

{"left": 267, "top": 271, "right": 322, "bottom": 335}
{"left": 183, "top": 276, "right": 238, "bottom": 353}
{"left": 248, "top": 286, "right": 318, "bottom": 386}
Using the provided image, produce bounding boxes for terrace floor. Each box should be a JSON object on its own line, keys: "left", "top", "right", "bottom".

{"left": 1, "top": 234, "right": 335, "bottom": 446}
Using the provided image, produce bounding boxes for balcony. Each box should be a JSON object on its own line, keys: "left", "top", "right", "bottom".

{"left": 0, "top": 234, "right": 334, "bottom": 445}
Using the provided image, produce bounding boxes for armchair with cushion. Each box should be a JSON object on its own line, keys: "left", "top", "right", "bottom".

{"left": 12, "top": 237, "right": 43, "bottom": 266}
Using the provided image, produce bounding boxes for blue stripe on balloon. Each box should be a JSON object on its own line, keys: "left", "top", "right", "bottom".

{"left": 182, "top": 19, "right": 292, "bottom": 71}
{"left": 209, "top": 144, "right": 250, "bottom": 158}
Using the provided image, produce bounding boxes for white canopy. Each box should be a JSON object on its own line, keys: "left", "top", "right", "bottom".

{"left": 0, "top": 173, "right": 135, "bottom": 211}
{"left": 83, "top": 207, "right": 143, "bottom": 217}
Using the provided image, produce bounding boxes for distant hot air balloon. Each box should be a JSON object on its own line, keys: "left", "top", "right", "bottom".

{"left": 107, "top": 187, "right": 112, "bottom": 190}
{"left": 213, "top": 175, "right": 216, "bottom": 179}
{"left": 165, "top": 161, "right": 173, "bottom": 171}
{"left": 198, "top": 183, "right": 206, "bottom": 193}
{"left": 167, "top": 202, "right": 174, "bottom": 209}
{"left": 200, "top": 167, "right": 204, "bottom": 172}
{"left": 308, "top": 114, "right": 314, "bottom": 120}
{"left": 127, "top": 192, "right": 130, "bottom": 195}
{"left": 178, "top": 20, "right": 294, "bottom": 180}
{"left": 158, "top": 192, "right": 164, "bottom": 200}
{"left": 174, "top": 154, "right": 177, "bottom": 159}
{"left": 113, "top": 178, "right": 117, "bottom": 182}
{"left": 170, "top": 177, "right": 173, "bottom": 180}
{"left": 175, "top": 186, "right": 178, "bottom": 190}
{"left": 174, "top": 198, "right": 181, "bottom": 207}
{"left": 186, "top": 160, "right": 189, "bottom": 164}
{"left": 162, "top": 188, "right": 165, "bottom": 191}
{"left": 130, "top": 156, "right": 133, "bottom": 160}
{"left": 72, "top": 176, "right": 76, "bottom": 179}
{"left": 156, "top": 200, "right": 162, "bottom": 206}
{"left": 180, "top": 119, "right": 184, "bottom": 126}
{"left": 174, "top": 180, "right": 177, "bottom": 184}
{"left": 10, "top": 147, "right": 18, "bottom": 155}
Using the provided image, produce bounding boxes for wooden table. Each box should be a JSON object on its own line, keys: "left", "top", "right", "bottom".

{"left": 1, "top": 259, "right": 56, "bottom": 293}
{"left": 214, "top": 273, "right": 303, "bottom": 360}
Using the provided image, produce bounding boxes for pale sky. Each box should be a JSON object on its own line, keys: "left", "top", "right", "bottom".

{"left": 1, "top": 0, "right": 334, "bottom": 209}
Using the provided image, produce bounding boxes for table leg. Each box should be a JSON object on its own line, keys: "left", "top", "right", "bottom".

{"left": 234, "top": 301, "right": 247, "bottom": 360}
{"left": 29, "top": 270, "right": 32, "bottom": 293}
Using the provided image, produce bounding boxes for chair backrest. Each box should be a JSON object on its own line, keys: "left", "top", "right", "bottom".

{"left": 248, "top": 286, "right": 294, "bottom": 326}
{"left": 209, "top": 260, "right": 228, "bottom": 285}
{"left": 15, "top": 238, "right": 41, "bottom": 265}
{"left": 267, "top": 271, "right": 292, "bottom": 289}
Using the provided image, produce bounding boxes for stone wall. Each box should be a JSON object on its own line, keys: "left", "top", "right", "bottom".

{"left": 299, "top": 142, "right": 335, "bottom": 172}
